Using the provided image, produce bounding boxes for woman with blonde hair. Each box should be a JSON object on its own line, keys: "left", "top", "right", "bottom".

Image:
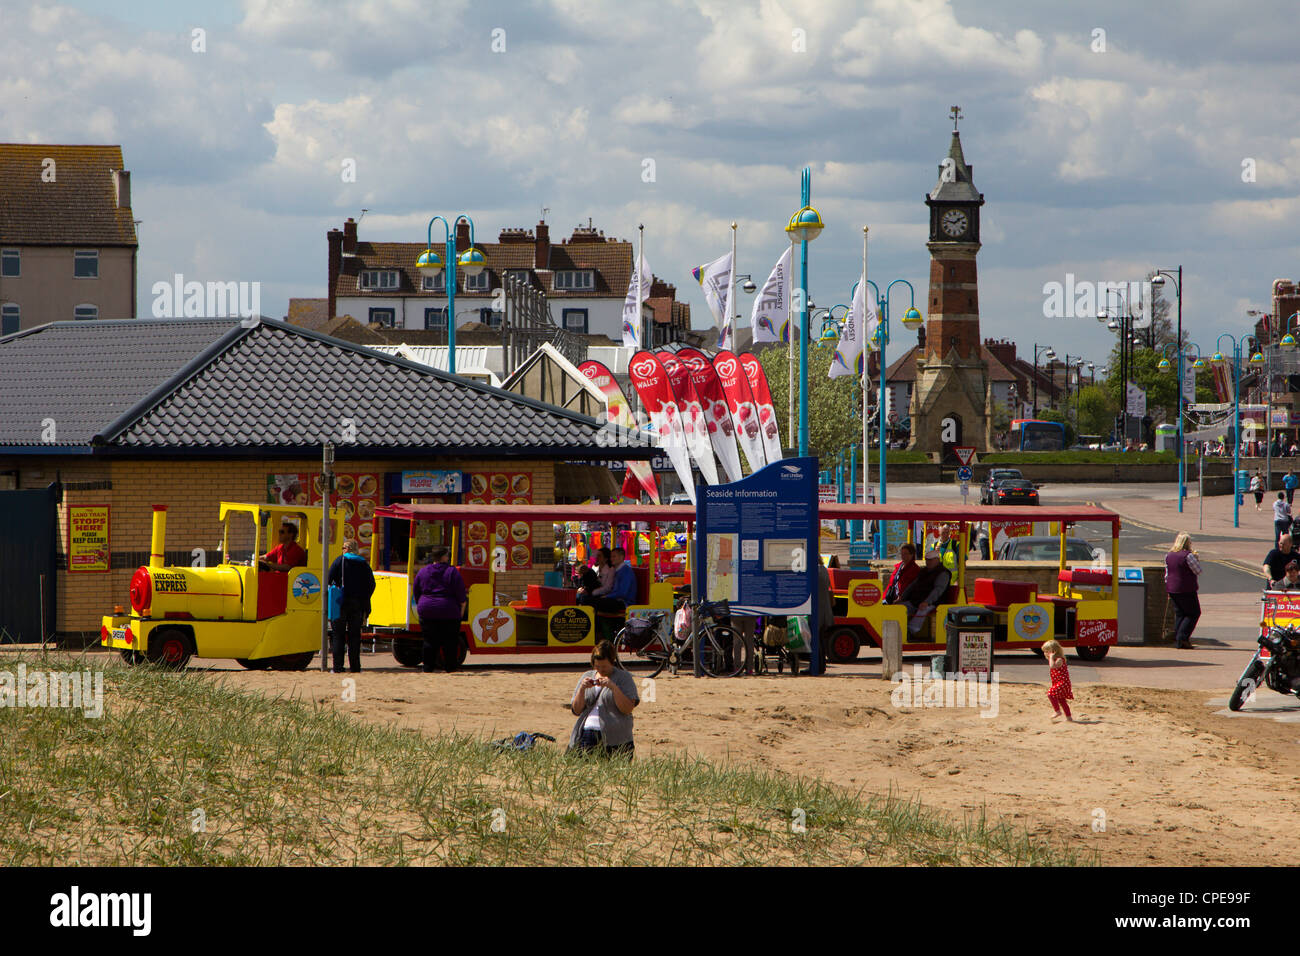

{"left": 1165, "top": 532, "right": 1201, "bottom": 650}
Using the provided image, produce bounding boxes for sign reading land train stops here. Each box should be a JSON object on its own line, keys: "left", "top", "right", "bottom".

{"left": 695, "top": 457, "right": 820, "bottom": 672}
{"left": 954, "top": 446, "right": 976, "bottom": 466}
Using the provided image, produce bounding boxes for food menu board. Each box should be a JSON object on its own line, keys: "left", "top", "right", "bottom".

{"left": 266, "top": 472, "right": 380, "bottom": 559}
{"left": 463, "top": 471, "right": 533, "bottom": 569}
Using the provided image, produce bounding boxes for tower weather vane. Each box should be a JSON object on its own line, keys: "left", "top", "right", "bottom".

{"left": 950, "top": 105, "right": 962, "bottom": 130}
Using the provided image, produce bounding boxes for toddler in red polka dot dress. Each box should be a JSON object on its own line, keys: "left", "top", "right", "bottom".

{"left": 1042, "top": 640, "right": 1073, "bottom": 722}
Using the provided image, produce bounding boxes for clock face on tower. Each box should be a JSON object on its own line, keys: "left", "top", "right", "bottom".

{"left": 940, "top": 208, "right": 969, "bottom": 238}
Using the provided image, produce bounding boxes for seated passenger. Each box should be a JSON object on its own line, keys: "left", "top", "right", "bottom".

{"left": 579, "top": 546, "right": 636, "bottom": 613}
{"left": 897, "top": 549, "right": 952, "bottom": 637}
{"left": 883, "top": 543, "right": 921, "bottom": 604}
{"left": 260, "top": 520, "right": 307, "bottom": 571}
{"left": 1278, "top": 560, "right": 1300, "bottom": 592}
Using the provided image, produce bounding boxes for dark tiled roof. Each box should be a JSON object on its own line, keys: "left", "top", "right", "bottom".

{"left": 0, "top": 318, "right": 238, "bottom": 447}
{"left": 928, "top": 131, "right": 982, "bottom": 204}
{"left": 0, "top": 144, "right": 137, "bottom": 246}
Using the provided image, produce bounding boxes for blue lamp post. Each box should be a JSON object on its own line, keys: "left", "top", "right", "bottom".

{"left": 786, "top": 168, "right": 824, "bottom": 457}
{"left": 415, "top": 214, "right": 486, "bottom": 375}
{"left": 1151, "top": 269, "right": 1184, "bottom": 510}
{"left": 863, "top": 279, "right": 921, "bottom": 513}
{"left": 1214, "top": 333, "right": 1265, "bottom": 529}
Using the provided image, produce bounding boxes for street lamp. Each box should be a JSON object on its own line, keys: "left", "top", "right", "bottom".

{"left": 1214, "top": 333, "right": 1264, "bottom": 529}
{"left": 864, "top": 278, "right": 920, "bottom": 516}
{"left": 1150, "top": 269, "right": 1185, "bottom": 509}
{"left": 786, "top": 173, "right": 825, "bottom": 458}
{"left": 1032, "top": 343, "right": 1055, "bottom": 418}
{"left": 416, "top": 214, "right": 486, "bottom": 375}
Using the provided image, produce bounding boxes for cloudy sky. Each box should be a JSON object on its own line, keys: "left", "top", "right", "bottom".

{"left": 3, "top": 0, "right": 1296, "bottom": 364}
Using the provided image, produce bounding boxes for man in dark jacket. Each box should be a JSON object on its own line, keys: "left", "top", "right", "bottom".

{"left": 898, "top": 550, "right": 952, "bottom": 637}
{"left": 328, "top": 540, "right": 377, "bottom": 673}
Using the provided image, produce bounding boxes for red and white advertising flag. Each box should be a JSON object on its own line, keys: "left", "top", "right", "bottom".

{"left": 627, "top": 351, "right": 696, "bottom": 502}
{"left": 578, "top": 359, "right": 659, "bottom": 504}
{"left": 677, "top": 346, "right": 742, "bottom": 482}
{"left": 739, "top": 350, "right": 783, "bottom": 463}
{"left": 712, "top": 350, "right": 767, "bottom": 472}
{"left": 657, "top": 350, "right": 720, "bottom": 485}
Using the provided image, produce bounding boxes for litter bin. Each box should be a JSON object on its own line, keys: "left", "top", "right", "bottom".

{"left": 944, "top": 606, "right": 996, "bottom": 675}
{"left": 1117, "top": 567, "right": 1146, "bottom": 645}
{"left": 1237, "top": 469, "right": 1251, "bottom": 507}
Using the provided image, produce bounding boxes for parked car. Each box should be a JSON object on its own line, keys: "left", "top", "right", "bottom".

{"left": 980, "top": 468, "right": 1024, "bottom": 504}
{"left": 996, "top": 536, "right": 1100, "bottom": 562}
{"left": 992, "top": 479, "right": 1039, "bottom": 504}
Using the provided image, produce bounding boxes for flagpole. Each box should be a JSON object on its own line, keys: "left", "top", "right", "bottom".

{"left": 637, "top": 224, "right": 645, "bottom": 349}
{"left": 787, "top": 238, "right": 795, "bottom": 442}
{"left": 729, "top": 221, "right": 737, "bottom": 352}
{"left": 862, "top": 226, "right": 870, "bottom": 507}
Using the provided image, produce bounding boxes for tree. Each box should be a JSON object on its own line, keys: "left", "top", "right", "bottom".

{"left": 1075, "top": 383, "right": 1118, "bottom": 437}
{"left": 1037, "top": 407, "right": 1076, "bottom": 447}
{"left": 756, "top": 341, "right": 862, "bottom": 460}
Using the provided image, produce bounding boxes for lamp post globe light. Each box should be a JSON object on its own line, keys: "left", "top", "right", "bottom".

{"left": 785, "top": 192, "right": 825, "bottom": 458}
{"left": 1150, "top": 268, "right": 1186, "bottom": 509}
{"left": 416, "top": 214, "right": 485, "bottom": 375}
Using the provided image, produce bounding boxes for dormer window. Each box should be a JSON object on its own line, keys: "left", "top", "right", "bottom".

{"left": 422, "top": 273, "right": 446, "bottom": 292}
{"left": 359, "top": 270, "right": 400, "bottom": 291}
{"left": 554, "top": 270, "right": 594, "bottom": 291}
{"left": 463, "top": 271, "right": 489, "bottom": 291}
{"left": 504, "top": 269, "right": 531, "bottom": 287}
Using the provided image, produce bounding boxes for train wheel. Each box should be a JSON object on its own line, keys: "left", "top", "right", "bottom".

{"left": 119, "top": 649, "right": 145, "bottom": 666}
{"left": 235, "top": 658, "right": 269, "bottom": 670}
{"left": 1074, "top": 645, "right": 1110, "bottom": 662}
{"left": 146, "top": 628, "right": 192, "bottom": 669}
{"left": 826, "top": 627, "right": 862, "bottom": 664}
{"left": 392, "top": 641, "right": 424, "bottom": 667}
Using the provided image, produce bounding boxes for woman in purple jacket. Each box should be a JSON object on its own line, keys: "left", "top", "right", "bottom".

{"left": 1165, "top": 532, "right": 1201, "bottom": 650}
{"left": 411, "top": 546, "right": 468, "bottom": 672}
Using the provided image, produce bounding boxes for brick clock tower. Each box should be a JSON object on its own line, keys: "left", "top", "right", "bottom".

{"left": 909, "top": 107, "right": 992, "bottom": 456}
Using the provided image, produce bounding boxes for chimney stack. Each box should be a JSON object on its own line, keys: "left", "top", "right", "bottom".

{"left": 343, "top": 217, "right": 358, "bottom": 254}
{"left": 535, "top": 220, "right": 550, "bottom": 270}
{"left": 327, "top": 228, "right": 344, "bottom": 319}
{"left": 113, "top": 169, "right": 131, "bottom": 209}
{"left": 455, "top": 219, "right": 471, "bottom": 250}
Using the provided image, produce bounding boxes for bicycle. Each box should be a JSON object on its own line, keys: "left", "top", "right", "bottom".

{"left": 615, "top": 599, "right": 746, "bottom": 678}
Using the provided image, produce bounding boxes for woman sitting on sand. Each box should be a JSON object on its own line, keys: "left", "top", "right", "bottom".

{"left": 568, "top": 640, "right": 639, "bottom": 758}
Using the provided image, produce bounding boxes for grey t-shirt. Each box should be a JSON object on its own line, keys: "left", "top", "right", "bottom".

{"left": 568, "top": 667, "right": 640, "bottom": 748}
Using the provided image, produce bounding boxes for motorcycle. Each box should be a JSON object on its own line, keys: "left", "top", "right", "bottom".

{"left": 1229, "top": 620, "right": 1300, "bottom": 711}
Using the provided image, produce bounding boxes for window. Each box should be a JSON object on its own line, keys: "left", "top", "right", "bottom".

{"left": 1, "top": 303, "right": 18, "bottom": 335}
{"left": 74, "top": 304, "right": 98, "bottom": 321}
{"left": 368, "top": 307, "right": 396, "bottom": 328}
{"left": 74, "top": 250, "right": 98, "bottom": 278}
{"left": 480, "top": 308, "right": 503, "bottom": 328}
{"left": 421, "top": 273, "right": 446, "bottom": 292}
{"left": 359, "top": 270, "right": 400, "bottom": 291}
{"left": 554, "top": 270, "right": 593, "bottom": 291}
{"left": 424, "top": 307, "right": 448, "bottom": 331}
{"left": 463, "top": 271, "right": 489, "bottom": 291}
{"left": 1, "top": 249, "right": 18, "bottom": 277}
{"left": 504, "top": 269, "right": 530, "bottom": 287}
{"left": 562, "top": 308, "right": 588, "bottom": 333}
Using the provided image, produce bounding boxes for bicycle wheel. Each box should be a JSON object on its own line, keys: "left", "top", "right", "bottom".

{"left": 643, "top": 640, "right": 674, "bottom": 678}
{"left": 698, "top": 624, "right": 745, "bottom": 677}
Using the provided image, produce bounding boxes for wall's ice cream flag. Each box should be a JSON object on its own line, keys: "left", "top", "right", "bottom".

{"left": 739, "top": 350, "right": 783, "bottom": 463}
{"left": 657, "top": 350, "right": 720, "bottom": 485}
{"left": 627, "top": 351, "right": 695, "bottom": 502}
{"left": 750, "top": 247, "right": 791, "bottom": 344}
{"left": 677, "top": 347, "right": 743, "bottom": 482}
{"left": 711, "top": 349, "right": 767, "bottom": 473}
{"left": 578, "top": 358, "right": 659, "bottom": 503}
{"left": 622, "top": 254, "right": 653, "bottom": 349}
{"left": 693, "top": 251, "right": 734, "bottom": 351}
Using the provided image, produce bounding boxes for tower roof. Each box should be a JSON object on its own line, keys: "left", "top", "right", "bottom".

{"left": 929, "top": 131, "right": 982, "bottom": 203}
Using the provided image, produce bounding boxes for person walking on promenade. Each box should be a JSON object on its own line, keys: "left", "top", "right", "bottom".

{"left": 1165, "top": 532, "right": 1202, "bottom": 650}
{"left": 1251, "top": 470, "right": 1264, "bottom": 511}
{"left": 1274, "top": 492, "right": 1292, "bottom": 546}
{"left": 1285, "top": 470, "right": 1299, "bottom": 506}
